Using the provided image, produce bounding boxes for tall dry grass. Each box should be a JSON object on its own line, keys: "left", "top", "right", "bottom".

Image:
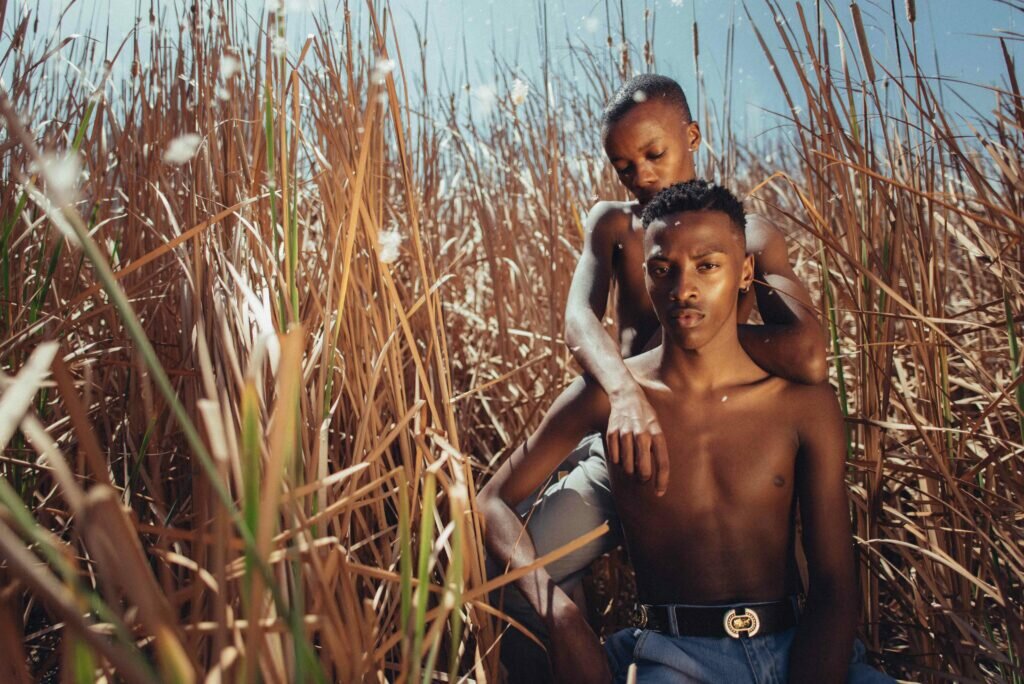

{"left": 0, "top": 0, "right": 1020, "bottom": 681}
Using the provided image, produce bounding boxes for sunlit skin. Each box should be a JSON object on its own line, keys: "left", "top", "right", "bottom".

{"left": 480, "top": 209, "right": 857, "bottom": 684}
{"left": 564, "top": 96, "right": 827, "bottom": 490}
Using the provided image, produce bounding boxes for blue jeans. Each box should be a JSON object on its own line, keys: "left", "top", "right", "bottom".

{"left": 605, "top": 623, "right": 896, "bottom": 684}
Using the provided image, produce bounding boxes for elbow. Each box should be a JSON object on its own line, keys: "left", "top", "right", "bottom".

{"left": 796, "top": 329, "right": 829, "bottom": 385}
{"left": 801, "top": 350, "right": 829, "bottom": 385}
{"left": 563, "top": 311, "right": 582, "bottom": 351}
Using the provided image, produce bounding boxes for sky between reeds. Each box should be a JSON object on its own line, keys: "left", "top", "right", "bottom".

{"left": 20, "top": 0, "right": 1021, "bottom": 138}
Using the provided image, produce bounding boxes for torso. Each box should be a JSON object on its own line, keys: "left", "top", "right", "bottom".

{"left": 605, "top": 203, "right": 659, "bottom": 356}
{"left": 608, "top": 354, "right": 805, "bottom": 604}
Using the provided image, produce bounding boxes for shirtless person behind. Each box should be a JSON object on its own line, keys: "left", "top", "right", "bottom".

{"left": 480, "top": 181, "right": 894, "bottom": 683}
{"left": 494, "top": 73, "right": 827, "bottom": 679}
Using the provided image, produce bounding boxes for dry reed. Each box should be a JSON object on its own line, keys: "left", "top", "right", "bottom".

{"left": 0, "top": 0, "right": 1020, "bottom": 681}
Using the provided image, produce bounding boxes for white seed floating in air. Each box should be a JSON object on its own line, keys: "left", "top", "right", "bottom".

{"left": 473, "top": 84, "right": 497, "bottom": 114}
{"left": 37, "top": 152, "right": 82, "bottom": 203}
{"left": 510, "top": 78, "right": 529, "bottom": 106}
{"left": 371, "top": 57, "right": 396, "bottom": 84}
{"left": 583, "top": 16, "right": 600, "bottom": 33}
{"left": 163, "top": 133, "right": 202, "bottom": 164}
{"left": 378, "top": 228, "right": 403, "bottom": 264}
{"left": 721, "top": 395, "right": 728, "bottom": 402}
{"left": 220, "top": 54, "right": 241, "bottom": 80}
{"left": 271, "top": 35, "right": 287, "bottom": 58}
{"left": 632, "top": 89, "right": 648, "bottom": 103}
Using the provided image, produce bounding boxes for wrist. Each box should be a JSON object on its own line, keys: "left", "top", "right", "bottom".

{"left": 607, "top": 381, "right": 643, "bottom": 403}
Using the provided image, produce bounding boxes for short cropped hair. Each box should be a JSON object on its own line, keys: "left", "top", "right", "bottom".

{"left": 641, "top": 180, "right": 747, "bottom": 238}
{"left": 601, "top": 73, "right": 692, "bottom": 127}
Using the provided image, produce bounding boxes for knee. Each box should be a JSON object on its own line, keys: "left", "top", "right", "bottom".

{"left": 524, "top": 488, "right": 615, "bottom": 581}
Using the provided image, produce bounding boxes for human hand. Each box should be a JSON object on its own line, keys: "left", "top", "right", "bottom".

{"left": 606, "top": 386, "right": 669, "bottom": 495}
{"left": 548, "top": 601, "right": 613, "bottom": 684}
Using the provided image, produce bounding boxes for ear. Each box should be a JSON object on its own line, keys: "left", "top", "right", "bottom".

{"left": 686, "top": 121, "right": 702, "bottom": 151}
{"left": 739, "top": 253, "right": 754, "bottom": 292}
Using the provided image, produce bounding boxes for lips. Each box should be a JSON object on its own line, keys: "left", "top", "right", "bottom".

{"left": 669, "top": 307, "right": 705, "bottom": 327}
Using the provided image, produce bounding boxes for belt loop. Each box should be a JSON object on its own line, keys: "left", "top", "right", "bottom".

{"left": 667, "top": 605, "right": 679, "bottom": 637}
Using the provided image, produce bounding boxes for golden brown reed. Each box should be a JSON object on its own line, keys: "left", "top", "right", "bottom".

{"left": 0, "top": 0, "right": 1020, "bottom": 681}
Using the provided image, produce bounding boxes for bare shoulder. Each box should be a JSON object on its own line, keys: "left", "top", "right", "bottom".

{"left": 743, "top": 213, "right": 787, "bottom": 254}
{"left": 585, "top": 200, "right": 635, "bottom": 245}
{"left": 778, "top": 380, "right": 844, "bottom": 436}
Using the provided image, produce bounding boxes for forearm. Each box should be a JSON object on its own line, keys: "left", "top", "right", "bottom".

{"left": 738, "top": 322, "right": 827, "bottom": 385}
{"left": 745, "top": 222, "right": 827, "bottom": 383}
{"left": 787, "top": 592, "right": 856, "bottom": 683}
{"left": 480, "top": 495, "right": 573, "bottom": 627}
{"left": 565, "top": 310, "right": 639, "bottom": 398}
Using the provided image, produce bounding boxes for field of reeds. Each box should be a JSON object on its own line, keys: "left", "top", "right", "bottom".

{"left": 0, "top": 0, "right": 1021, "bottom": 681}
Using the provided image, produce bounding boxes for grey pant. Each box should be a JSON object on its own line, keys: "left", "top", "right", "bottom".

{"left": 493, "top": 433, "right": 621, "bottom": 681}
{"left": 513, "top": 432, "right": 621, "bottom": 593}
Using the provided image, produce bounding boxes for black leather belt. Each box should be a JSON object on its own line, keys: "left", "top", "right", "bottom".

{"left": 637, "top": 598, "right": 798, "bottom": 638}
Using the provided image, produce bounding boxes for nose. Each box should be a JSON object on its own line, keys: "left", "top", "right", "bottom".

{"left": 670, "top": 269, "right": 698, "bottom": 301}
{"left": 636, "top": 160, "right": 659, "bottom": 188}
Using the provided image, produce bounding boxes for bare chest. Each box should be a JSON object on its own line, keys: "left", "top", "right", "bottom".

{"left": 613, "top": 388, "right": 799, "bottom": 513}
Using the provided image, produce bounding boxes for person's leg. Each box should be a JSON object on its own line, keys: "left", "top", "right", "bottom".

{"left": 605, "top": 628, "right": 642, "bottom": 684}
{"left": 492, "top": 434, "right": 621, "bottom": 682}
{"left": 845, "top": 639, "right": 898, "bottom": 683}
{"left": 767, "top": 628, "right": 897, "bottom": 683}
{"left": 613, "top": 629, "right": 757, "bottom": 683}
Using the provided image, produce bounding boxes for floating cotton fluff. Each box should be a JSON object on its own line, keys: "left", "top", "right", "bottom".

{"left": 583, "top": 16, "right": 600, "bottom": 33}
{"left": 371, "top": 57, "right": 396, "bottom": 84}
{"left": 219, "top": 54, "right": 241, "bottom": 81}
{"left": 377, "top": 228, "right": 402, "bottom": 264}
{"left": 510, "top": 78, "right": 529, "bottom": 106}
{"left": 472, "top": 84, "right": 497, "bottom": 115}
{"left": 632, "top": 89, "right": 647, "bottom": 103}
{"left": 271, "top": 35, "right": 288, "bottom": 58}
{"left": 36, "top": 153, "right": 82, "bottom": 205}
{"left": 163, "top": 133, "right": 202, "bottom": 164}
{"left": 671, "top": 0, "right": 684, "bottom": 6}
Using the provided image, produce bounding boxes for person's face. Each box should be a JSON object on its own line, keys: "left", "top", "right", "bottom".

{"left": 602, "top": 99, "right": 701, "bottom": 205}
{"left": 644, "top": 210, "right": 753, "bottom": 350}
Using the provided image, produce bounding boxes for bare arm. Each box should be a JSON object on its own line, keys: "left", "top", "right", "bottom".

{"left": 564, "top": 202, "right": 669, "bottom": 493}
{"left": 478, "top": 376, "right": 612, "bottom": 683}
{"left": 564, "top": 203, "right": 636, "bottom": 398}
{"left": 740, "top": 216, "right": 828, "bottom": 385}
{"left": 788, "top": 385, "right": 858, "bottom": 683}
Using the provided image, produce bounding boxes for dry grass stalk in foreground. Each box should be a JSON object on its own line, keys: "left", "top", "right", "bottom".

{"left": 0, "top": 0, "right": 1021, "bottom": 681}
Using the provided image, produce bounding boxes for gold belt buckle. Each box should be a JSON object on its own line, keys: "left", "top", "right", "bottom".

{"left": 723, "top": 608, "right": 760, "bottom": 638}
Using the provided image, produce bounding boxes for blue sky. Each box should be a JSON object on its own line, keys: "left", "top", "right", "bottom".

{"left": 17, "top": 0, "right": 1022, "bottom": 138}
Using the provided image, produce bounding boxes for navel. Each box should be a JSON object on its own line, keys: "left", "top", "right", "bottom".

{"left": 773, "top": 475, "right": 786, "bottom": 487}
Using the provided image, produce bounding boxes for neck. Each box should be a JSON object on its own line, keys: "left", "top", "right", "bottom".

{"left": 656, "top": 328, "right": 761, "bottom": 393}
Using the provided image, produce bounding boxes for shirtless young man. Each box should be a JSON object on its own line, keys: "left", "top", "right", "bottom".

{"left": 492, "top": 74, "right": 827, "bottom": 680}
{"left": 480, "top": 181, "right": 894, "bottom": 683}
